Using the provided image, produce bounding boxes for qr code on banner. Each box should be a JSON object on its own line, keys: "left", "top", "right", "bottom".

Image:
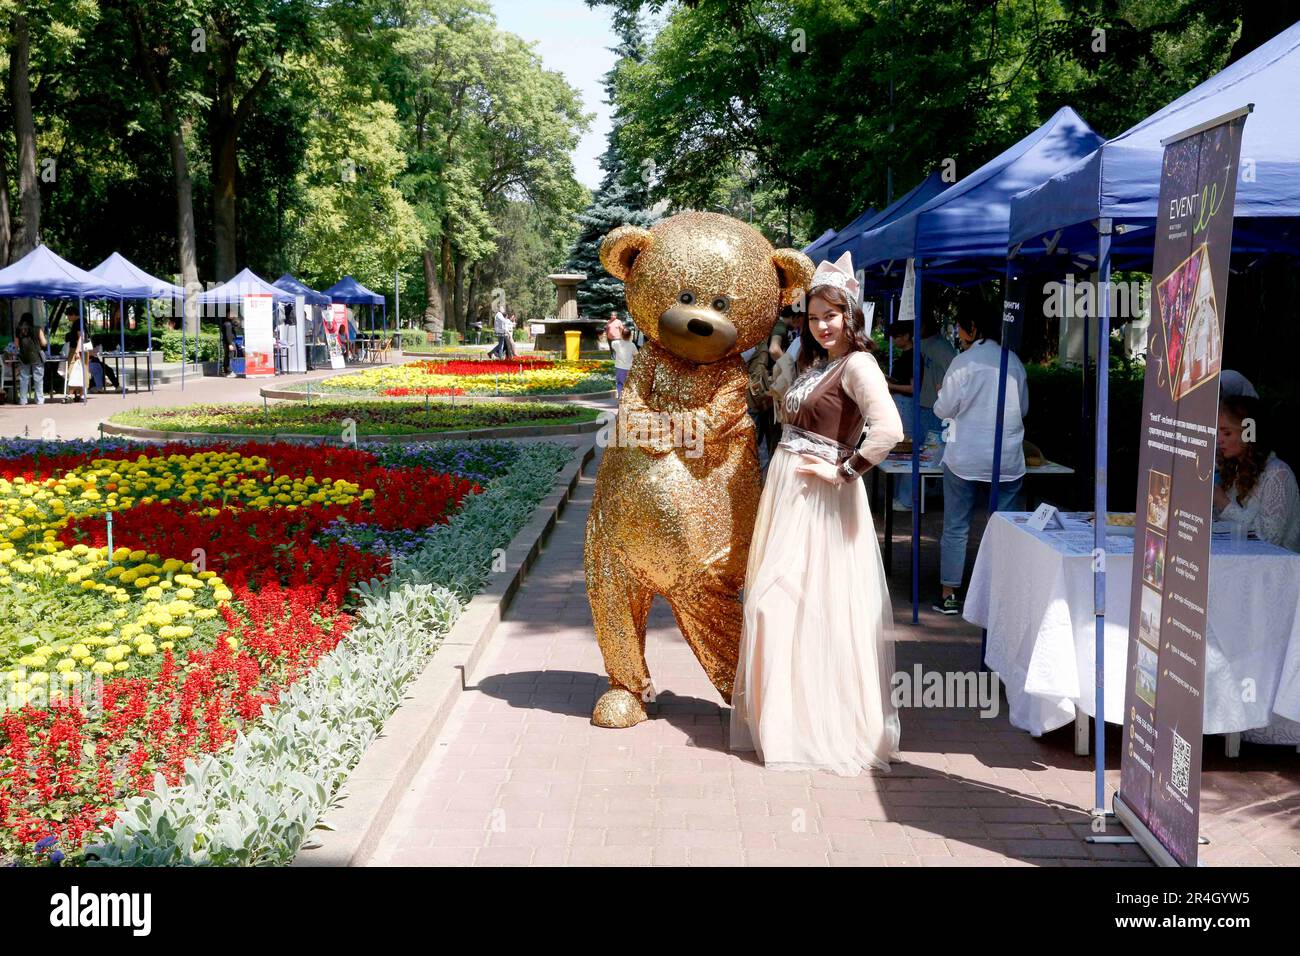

{"left": 1172, "top": 730, "right": 1191, "bottom": 799}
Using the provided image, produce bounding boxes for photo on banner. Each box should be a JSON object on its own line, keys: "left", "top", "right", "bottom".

{"left": 1116, "top": 106, "right": 1250, "bottom": 868}
{"left": 241, "top": 292, "right": 275, "bottom": 377}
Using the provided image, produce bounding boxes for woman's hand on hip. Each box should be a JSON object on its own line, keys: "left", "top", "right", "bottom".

{"left": 794, "top": 454, "right": 845, "bottom": 485}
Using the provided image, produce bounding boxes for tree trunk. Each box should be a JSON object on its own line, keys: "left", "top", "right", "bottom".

{"left": 422, "top": 246, "right": 444, "bottom": 338}
{"left": 0, "top": 133, "right": 12, "bottom": 268}
{"left": 439, "top": 231, "right": 454, "bottom": 328}
{"left": 452, "top": 254, "right": 465, "bottom": 334}
{"left": 208, "top": 38, "right": 273, "bottom": 282}
{"left": 169, "top": 114, "right": 201, "bottom": 336}
{"left": 210, "top": 79, "right": 239, "bottom": 281}
{"left": 128, "top": 11, "right": 201, "bottom": 335}
{"left": 8, "top": 13, "right": 40, "bottom": 259}
{"left": 466, "top": 263, "right": 480, "bottom": 333}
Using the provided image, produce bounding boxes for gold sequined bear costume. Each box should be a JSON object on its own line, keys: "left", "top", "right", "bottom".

{"left": 584, "top": 212, "right": 813, "bottom": 728}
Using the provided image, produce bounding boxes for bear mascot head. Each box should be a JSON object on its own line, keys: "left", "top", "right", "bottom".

{"left": 599, "top": 212, "right": 810, "bottom": 365}
{"left": 584, "top": 211, "right": 813, "bottom": 728}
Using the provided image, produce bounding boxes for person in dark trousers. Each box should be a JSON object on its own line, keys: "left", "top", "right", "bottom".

{"left": 14, "top": 314, "right": 46, "bottom": 405}
{"left": 221, "top": 308, "right": 238, "bottom": 377}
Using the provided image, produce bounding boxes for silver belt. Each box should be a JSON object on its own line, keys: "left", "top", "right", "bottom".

{"left": 778, "top": 423, "right": 853, "bottom": 464}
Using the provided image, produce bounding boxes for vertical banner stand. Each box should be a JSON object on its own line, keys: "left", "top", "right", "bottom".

{"left": 910, "top": 265, "right": 923, "bottom": 623}
{"left": 1093, "top": 220, "right": 1113, "bottom": 818}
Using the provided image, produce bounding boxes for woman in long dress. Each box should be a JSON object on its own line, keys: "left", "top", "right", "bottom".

{"left": 61, "top": 320, "right": 89, "bottom": 403}
{"left": 730, "top": 252, "right": 906, "bottom": 775}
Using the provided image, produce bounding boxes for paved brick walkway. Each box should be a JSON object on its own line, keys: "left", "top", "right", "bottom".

{"left": 367, "top": 449, "right": 1299, "bottom": 866}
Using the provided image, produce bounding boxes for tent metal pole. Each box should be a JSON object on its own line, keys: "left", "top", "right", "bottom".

{"left": 146, "top": 300, "right": 154, "bottom": 392}
{"left": 77, "top": 298, "right": 85, "bottom": 402}
{"left": 1093, "top": 219, "right": 1113, "bottom": 816}
{"left": 985, "top": 265, "right": 1015, "bottom": 669}
{"left": 988, "top": 267, "right": 1012, "bottom": 517}
{"left": 1083, "top": 291, "right": 1091, "bottom": 506}
{"left": 119, "top": 296, "right": 126, "bottom": 397}
{"left": 886, "top": 295, "right": 895, "bottom": 375}
{"left": 910, "top": 264, "right": 923, "bottom": 623}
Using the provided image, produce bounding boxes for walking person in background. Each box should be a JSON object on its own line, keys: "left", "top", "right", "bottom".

{"left": 931, "top": 309, "right": 1028, "bottom": 615}
{"left": 504, "top": 311, "right": 518, "bottom": 359}
{"left": 489, "top": 305, "right": 509, "bottom": 358}
{"left": 221, "top": 308, "right": 238, "bottom": 377}
{"left": 61, "top": 321, "right": 89, "bottom": 403}
{"left": 607, "top": 318, "right": 638, "bottom": 398}
{"left": 605, "top": 310, "right": 625, "bottom": 343}
{"left": 14, "top": 314, "right": 46, "bottom": 405}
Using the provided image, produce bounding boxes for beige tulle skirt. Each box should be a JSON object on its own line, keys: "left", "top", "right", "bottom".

{"left": 730, "top": 444, "right": 901, "bottom": 775}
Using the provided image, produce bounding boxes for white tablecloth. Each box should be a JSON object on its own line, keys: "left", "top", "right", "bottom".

{"left": 964, "top": 513, "right": 1300, "bottom": 739}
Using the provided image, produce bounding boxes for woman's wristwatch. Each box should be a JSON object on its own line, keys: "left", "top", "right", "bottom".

{"left": 838, "top": 458, "right": 860, "bottom": 482}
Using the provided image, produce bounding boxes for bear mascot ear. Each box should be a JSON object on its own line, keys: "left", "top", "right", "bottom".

{"left": 771, "top": 248, "right": 816, "bottom": 310}
{"left": 600, "top": 225, "right": 654, "bottom": 282}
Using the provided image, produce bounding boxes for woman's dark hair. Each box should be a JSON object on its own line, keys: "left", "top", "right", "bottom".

{"left": 797, "top": 286, "right": 874, "bottom": 373}
{"left": 955, "top": 308, "right": 1000, "bottom": 345}
{"left": 1219, "top": 395, "right": 1272, "bottom": 502}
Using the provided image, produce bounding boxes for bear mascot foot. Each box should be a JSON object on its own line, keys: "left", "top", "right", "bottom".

{"left": 591, "top": 688, "right": 648, "bottom": 728}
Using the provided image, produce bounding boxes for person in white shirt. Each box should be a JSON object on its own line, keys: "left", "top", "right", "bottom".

{"left": 930, "top": 310, "right": 1028, "bottom": 614}
{"left": 489, "top": 308, "right": 509, "bottom": 358}
{"left": 607, "top": 318, "right": 638, "bottom": 397}
{"left": 1214, "top": 395, "right": 1300, "bottom": 551}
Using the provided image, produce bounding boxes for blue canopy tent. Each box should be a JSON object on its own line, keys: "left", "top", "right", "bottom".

{"left": 273, "top": 274, "right": 330, "bottom": 374}
{"left": 817, "top": 208, "right": 877, "bottom": 265}
{"left": 323, "top": 276, "right": 387, "bottom": 348}
{"left": 272, "top": 273, "right": 330, "bottom": 306}
{"left": 1009, "top": 23, "right": 1300, "bottom": 269}
{"left": 826, "top": 173, "right": 955, "bottom": 378}
{"left": 1007, "top": 24, "right": 1300, "bottom": 825}
{"left": 0, "top": 245, "right": 120, "bottom": 403}
{"left": 196, "top": 269, "right": 296, "bottom": 386}
{"left": 88, "top": 253, "right": 185, "bottom": 396}
{"left": 801, "top": 228, "right": 840, "bottom": 261}
{"left": 852, "top": 107, "right": 1106, "bottom": 643}
{"left": 827, "top": 171, "right": 951, "bottom": 276}
{"left": 803, "top": 207, "right": 879, "bottom": 266}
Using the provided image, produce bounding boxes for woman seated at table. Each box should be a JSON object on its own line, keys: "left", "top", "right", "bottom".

{"left": 1214, "top": 395, "right": 1300, "bottom": 551}
{"left": 88, "top": 341, "right": 120, "bottom": 393}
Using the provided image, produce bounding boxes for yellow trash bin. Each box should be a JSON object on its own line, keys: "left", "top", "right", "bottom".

{"left": 564, "top": 329, "right": 581, "bottom": 362}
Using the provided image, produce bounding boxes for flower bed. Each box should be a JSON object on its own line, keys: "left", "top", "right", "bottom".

{"left": 0, "top": 437, "right": 552, "bottom": 866}
{"left": 107, "top": 399, "right": 602, "bottom": 437}
{"left": 298, "top": 356, "right": 613, "bottom": 397}
{"left": 83, "top": 440, "right": 573, "bottom": 866}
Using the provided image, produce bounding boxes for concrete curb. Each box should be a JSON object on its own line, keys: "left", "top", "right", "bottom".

{"left": 259, "top": 385, "right": 616, "bottom": 404}
{"left": 100, "top": 416, "right": 605, "bottom": 444}
{"left": 290, "top": 440, "right": 597, "bottom": 867}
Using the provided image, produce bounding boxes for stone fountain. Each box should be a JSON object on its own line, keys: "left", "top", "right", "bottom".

{"left": 534, "top": 273, "right": 606, "bottom": 354}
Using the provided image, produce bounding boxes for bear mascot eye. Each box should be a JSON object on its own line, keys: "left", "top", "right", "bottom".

{"left": 678, "top": 291, "right": 695, "bottom": 305}
{"left": 711, "top": 296, "right": 730, "bottom": 313}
